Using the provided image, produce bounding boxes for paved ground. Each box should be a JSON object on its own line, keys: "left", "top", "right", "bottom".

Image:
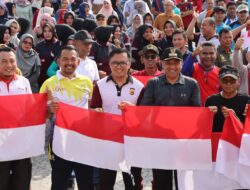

{"left": 31, "top": 154, "right": 153, "bottom": 190}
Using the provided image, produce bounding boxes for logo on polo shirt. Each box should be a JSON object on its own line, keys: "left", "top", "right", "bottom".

{"left": 129, "top": 88, "right": 135, "bottom": 95}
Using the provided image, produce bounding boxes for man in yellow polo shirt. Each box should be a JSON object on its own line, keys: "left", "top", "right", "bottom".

{"left": 40, "top": 45, "right": 94, "bottom": 190}
{"left": 154, "top": 0, "right": 184, "bottom": 31}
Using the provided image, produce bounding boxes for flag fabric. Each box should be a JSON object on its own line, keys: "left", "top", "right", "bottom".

{"left": 215, "top": 112, "right": 244, "bottom": 181}
{"left": 178, "top": 132, "right": 243, "bottom": 190}
{"left": 122, "top": 106, "right": 213, "bottom": 170}
{"left": 237, "top": 106, "right": 250, "bottom": 188}
{"left": 53, "top": 102, "right": 128, "bottom": 171}
{"left": 0, "top": 94, "right": 46, "bottom": 161}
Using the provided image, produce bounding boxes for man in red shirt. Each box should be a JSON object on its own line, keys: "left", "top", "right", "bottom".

{"left": 182, "top": 42, "right": 220, "bottom": 105}
{"left": 177, "top": 0, "right": 193, "bottom": 30}
{"left": 132, "top": 44, "right": 162, "bottom": 77}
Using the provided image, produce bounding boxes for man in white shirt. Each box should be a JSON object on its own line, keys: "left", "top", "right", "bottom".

{"left": 0, "top": 46, "right": 32, "bottom": 190}
{"left": 74, "top": 30, "right": 100, "bottom": 83}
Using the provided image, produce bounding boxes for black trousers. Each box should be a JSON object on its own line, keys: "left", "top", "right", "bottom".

{"left": 152, "top": 169, "right": 178, "bottom": 190}
{"left": 0, "top": 158, "right": 31, "bottom": 190}
{"left": 99, "top": 167, "right": 142, "bottom": 190}
{"left": 50, "top": 154, "right": 94, "bottom": 190}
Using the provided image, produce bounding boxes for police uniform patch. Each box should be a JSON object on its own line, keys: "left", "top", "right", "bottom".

{"left": 129, "top": 88, "right": 135, "bottom": 95}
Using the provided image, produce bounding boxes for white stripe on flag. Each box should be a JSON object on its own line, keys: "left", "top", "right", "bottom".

{"left": 178, "top": 164, "right": 243, "bottom": 190}
{"left": 0, "top": 124, "right": 45, "bottom": 161}
{"left": 216, "top": 140, "right": 239, "bottom": 179}
{"left": 239, "top": 134, "right": 250, "bottom": 166}
{"left": 53, "top": 126, "right": 129, "bottom": 171}
{"left": 124, "top": 136, "right": 212, "bottom": 170}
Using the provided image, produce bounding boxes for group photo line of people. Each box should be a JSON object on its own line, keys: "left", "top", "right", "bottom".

{"left": 1, "top": 0, "right": 250, "bottom": 189}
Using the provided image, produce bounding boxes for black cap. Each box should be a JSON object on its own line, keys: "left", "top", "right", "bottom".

{"left": 213, "top": 6, "right": 226, "bottom": 13}
{"left": 161, "top": 47, "right": 183, "bottom": 61}
{"left": 219, "top": 65, "right": 239, "bottom": 80}
{"left": 142, "top": 44, "right": 159, "bottom": 55}
{"left": 74, "top": 30, "right": 94, "bottom": 43}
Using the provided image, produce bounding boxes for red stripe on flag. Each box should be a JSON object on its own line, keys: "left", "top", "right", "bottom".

{"left": 56, "top": 103, "right": 124, "bottom": 143}
{"left": 211, "top": 132, "right": 221, "bottom": 162}
{"left": 221, "top": 112, "right": 244, "bottom": 148}
{"left": 244, "top": 105, "right": 250, "bottom": 134}
{"left": 133, "top": 76, "right": 152, "bottom": 86}
{"left": 0, "top": 94, "right": 47, "bottom": 129}
{"left": 122, "top": 106, "right": 213, "bottom": 139}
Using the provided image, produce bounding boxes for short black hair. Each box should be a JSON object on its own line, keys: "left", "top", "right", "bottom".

{"left": 219, "top": 27, "right": 231, "bottom": 37}
{"left": 227, "top": 1, "right": 236, "bottom": 9}
{"left": 172, "top": 29, "right": 187, "bottom": 40}
{"left": 201, "top": 42, "right": 217, "bottom": 52}
{"left": 0, "top": 46, "right": 16, "bottom": 54}
{"left": 59, "top": 45, "right": 79, "bottom": 57}
{"left": 109, "top": 48, "right": 131, "bottom": 61}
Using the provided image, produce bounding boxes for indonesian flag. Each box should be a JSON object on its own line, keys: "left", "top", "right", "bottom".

{"left": 238, "top": 106, "right": 250, "bottom": 188}
{"left": 178, "top": 132, "right": 243, "bottom": 190}
{"left": 215, "top": 112, "right": 244, "bottom": 182}
{"left": 122, "top": 106, "right": 213, "bottom": 170}
{"left": 0, "top": 94, "right": 46, "bottom": 161}
{"left": 53, "top": 103, "right": 128, "bottom": 171}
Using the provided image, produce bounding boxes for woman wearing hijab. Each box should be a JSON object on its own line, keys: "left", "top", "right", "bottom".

{"left": 36, "top": 23, "right": 60, "bottom": 87}
{"left": 63, "top": 11, "right": 75, "bottom": 26}
{"left": 78, "top": 2, "right": 95, "bottom": 20}
{"left": 0, "top": 2, "right": 9, "bottom": 24}
{"left": 5, "top": 19, "right": 20, "bottom": 49}
{"left": 132, "top": 24, "right": 160, "bottom": 70}
{"left": 159, "top": 20, "right": 176, "bottom": 52}
{"left": 98, "top": 0, "right": 118, "bottom": 20}
{"left": 0, "top": 25, "right": 14, "bottom": 48}
{"left": 89, "top": 26, "right": 116, "bottom": 77}
{"left": 54, "top": 0, "right": 70, "bottom": 24}
{"left": 33, "top": 0, "right": 54, "bottom": 29}
{"left": 16, "top": 34, "right": 41, "bottom": 93}
{"left": 5, "top": 2, "right": 16, "bottom": 18}
{"left": 127, "top": 13, "right": 143, "bottom": 43}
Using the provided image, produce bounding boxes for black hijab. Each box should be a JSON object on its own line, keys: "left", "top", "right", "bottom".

{"left": 94, "top": 26, "right": 113, "bottom": 45}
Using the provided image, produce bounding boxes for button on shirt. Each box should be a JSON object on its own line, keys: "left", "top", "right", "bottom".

{"left": 141, "top": 74, "right": 201, "bottom": 106}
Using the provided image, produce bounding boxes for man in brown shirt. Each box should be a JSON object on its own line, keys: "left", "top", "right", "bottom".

{"left": 153, "top": 0, "right": 184, "bottom": 31}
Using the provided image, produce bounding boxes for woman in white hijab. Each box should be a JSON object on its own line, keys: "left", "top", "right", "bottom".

{"left": 5, "top": 19, "right": 20, "bottom": 49}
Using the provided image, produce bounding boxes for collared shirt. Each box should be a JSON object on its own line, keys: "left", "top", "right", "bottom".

{"left": 76, "top": 57, "right": 100, "bottom": 82}
{"left": 141, "top": 74, "right": 201, "bottom": 106}
{"left": 40, "top": 71, "right": 93, "bottom": 109}
{"left": 91, "top": 75, "right": 144, "bottom": 115}
{"left": 224, "top": 16, "right": 238, "bottom": 26}
{"left": 0, "top": 75, "right": 32, "bottom": 95}
{"left": 215, "top": 45, "right": 233, "bottom": 68}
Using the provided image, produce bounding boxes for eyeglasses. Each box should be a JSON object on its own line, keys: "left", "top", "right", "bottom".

{"left": 23, "top": 41, "right": 33, "bottom": 46}
{"left": 110, "top": 61, "right": 128, "bottom": 67}
{"left": 144, "top": 54, "right": 157, "bottom": 59}
{"left": 221, "top": 78, "right": 237, "bottom": 84}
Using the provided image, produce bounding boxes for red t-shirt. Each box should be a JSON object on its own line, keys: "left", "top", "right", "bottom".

{"left": 193, "top": 64, "right": 220, "bottom": 106}
{"left": 177, "top": 2, "right": 193, "bottom": 29}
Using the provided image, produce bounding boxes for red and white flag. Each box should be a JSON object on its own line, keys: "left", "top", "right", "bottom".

{"left": 215, "top": 112, "right": 244, "bottom": 181}
{"left": 178, "top": 132, "right": 243, "bottom": 190}
{"left": 237, "top": 106, "right": 250, "bottom": 188}
{"left": 122, "top": 106, "right": 213, "bottom": 170}
{"left": 53, "top": 103, "right": 128, "bottom": 171}
{"left": 0, "top": 94, "right": 46, "bottom": 161}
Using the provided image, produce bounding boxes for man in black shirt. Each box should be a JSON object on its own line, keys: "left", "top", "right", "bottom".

{"left": 205, "top": 65, "right": 250, "bottom": 132}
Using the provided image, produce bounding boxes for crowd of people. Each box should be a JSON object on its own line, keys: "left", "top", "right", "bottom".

{"left": 1, "top": 0, "right": 250, "bottom": 189}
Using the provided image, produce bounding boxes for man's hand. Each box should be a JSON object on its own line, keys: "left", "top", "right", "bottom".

{"left": 221, "top": 106, "right": 235, "bottom": 118}
{"left": 192, "top": 46, "right": 202, "bottom": 57}
{"left": 208, "top": 106, "right": 218, "bottom": 113}
{"left": 118, "top": 101, "right": 135, "bottom": 110}
{"left": 235, "top": 38, "right": 244, "bottom": 50}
